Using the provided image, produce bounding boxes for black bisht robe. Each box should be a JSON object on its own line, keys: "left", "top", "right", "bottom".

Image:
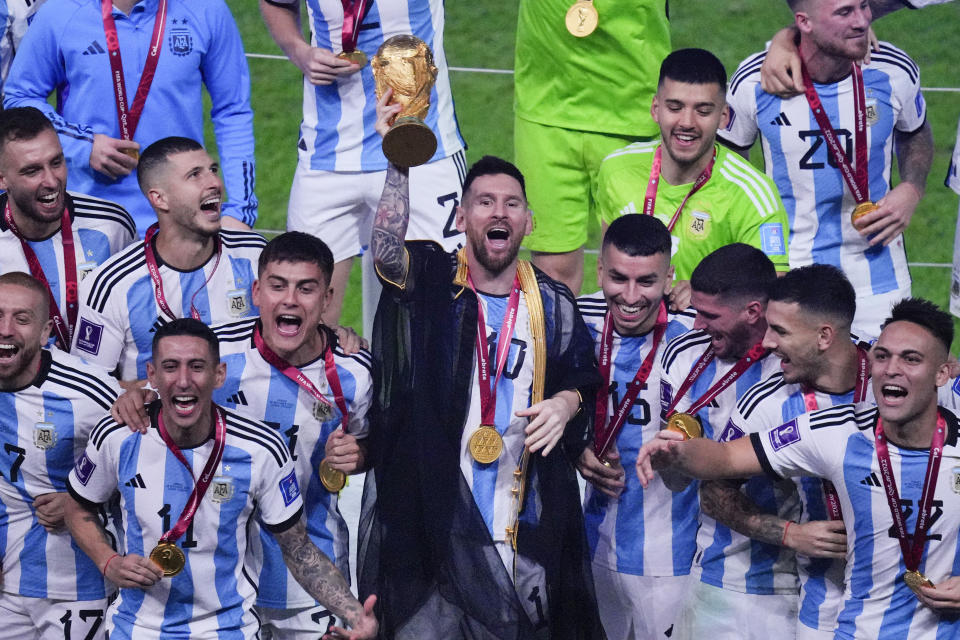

{"left": 358, "top": 241, "right": 605, "bottom": 639}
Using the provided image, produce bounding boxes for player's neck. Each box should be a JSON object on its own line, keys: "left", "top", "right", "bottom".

{"left": 465, "top": 247, "right": 519, "bottom": 296}
{"left": 0, "top": 355, "right": 41, "bottom": 390}
{"left": 660, "top": 144, "right": 715, "bottom": 186}
{"left": 271, "top": 326, "right": 326, "bottom": 368}
{"left": 809, "top": 339, "right": 860, "bottom": 395}
{"left": 733, "top": 321, "right": 768, "bottom": 360}
{"left": 154, "top": 226, "right": 218, "bottom": 271}
{"left": 112, "top": 0, "right": 138, "bottom": 16}
{"left": 799, "top": 38, "right": 854, "bottom": 85}
{"left": 8, "top": 204, "right": 61, "bottom": 240}
{"left": 881, "top": 402, "right": 941, "bottom": 450}
{"left": 161, "top": 406, "right": 215, "bottom": 449}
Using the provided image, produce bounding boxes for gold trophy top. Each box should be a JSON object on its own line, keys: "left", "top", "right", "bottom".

{"left": 372, "top": 34, "right": 438, "bottom": 122}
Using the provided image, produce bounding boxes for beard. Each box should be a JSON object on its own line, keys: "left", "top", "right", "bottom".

{"left": 467, "top": 229, "right": 524, "bottom": 276}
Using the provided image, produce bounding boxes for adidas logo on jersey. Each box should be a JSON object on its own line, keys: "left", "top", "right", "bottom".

{"left": 81, "top": 40, "right": 106, "bottom": 55}
{"left": 769, "top": 112, "right": 792, "bottom": 126}
{"left": 226, "top": 390, "right": 248, "bottom": 406}
{"left": 860, "top": 472, "right": 882, "bottom": 488}
{"left": 124, "top": 473, "right": 146, "bottom": 489}
{"left": 619, "top": 201, "right": 638, "bottom": 217}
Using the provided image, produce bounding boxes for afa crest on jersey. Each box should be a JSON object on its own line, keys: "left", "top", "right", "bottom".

{"left": 227, "top": 289, "right": 249, "bottom": 318}
{"left": 34, "top": 422, "right": 57, "bottom": 449}
{"left": 168, "top": 19, "right": 193, "bottom": 57}
{"left": 687, "top": 211, "right": 711, "bottom": 239}
{"left": 211, "top": 475, "right": 235, "bottom": 503}
{"left": 313, "top": 400, "right": 335, "bottom": 422}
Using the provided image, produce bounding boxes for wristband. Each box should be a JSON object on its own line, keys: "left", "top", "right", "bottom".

{"left": 102, "top": 552, "right": 121, "bottom": 576}
{"left": 781, "top": 521, "right": 792, "bottom": 546}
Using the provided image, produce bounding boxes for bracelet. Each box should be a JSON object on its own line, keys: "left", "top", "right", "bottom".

{"left": 573, "top": 389, "right": 584, "bottom": 417}
{"left": 102, "top": 552, "right": 121, "bottom": 576}
{"left": 781, "top": 521, "right": 792, "bottom": 546}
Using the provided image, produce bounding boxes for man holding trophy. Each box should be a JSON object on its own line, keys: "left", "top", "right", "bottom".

{"left": 358, "top": 35, "right": 605, "bottom": 639}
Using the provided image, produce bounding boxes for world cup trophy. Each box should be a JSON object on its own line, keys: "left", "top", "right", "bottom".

{"left": 372, "top": 35, "right": 438, "bottom": 168}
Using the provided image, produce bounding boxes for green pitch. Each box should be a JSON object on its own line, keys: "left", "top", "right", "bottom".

{"left": 219, "top": 0, "right": 960, "bottom": 339}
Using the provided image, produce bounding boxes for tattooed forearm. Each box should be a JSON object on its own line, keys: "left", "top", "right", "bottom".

{"left": 700, "top": 480, "right": 786, "bottom": 546}
{"left": 63, "top": 496, "right": 116, "bottom": 567}
{"left": 372, "top": 163, "right": 411, "bottom": 284}
{"left": 275, "top": 520, "right": 363, "bottom": 625}
{"left": 894, "top": 120, "right": 933, "bottom": 195}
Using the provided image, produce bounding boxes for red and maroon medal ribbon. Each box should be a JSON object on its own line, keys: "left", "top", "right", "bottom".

{"left": 593, "top": 302, "right": 668, "bottom": 459}
{"left": 800, "top": 348, "right": 869, "bottom": 520}
{"left": 643, "top": 145, "right": 716, "bottom": 232}
{"left": 665, "top": 341, "right": 769, "bottom": 419}
{"left": 253, "top": 323, "right": 348, "bottom": 430}
{"left": 143, "top": 223, "right": 222, "bottom": 322}
{"left": 156, "top": 404, "right": 226, "bottom": 545}
{"left": 340, "top": 0, "right": 372, "bottom": 53}
{"left": 468, "top": 271, "right": 523, "bottom": 428}
{"left": 101, "top": 0, "right": 167, "bottom": 141}
{"left": 874, "top": 413, "right": 946, "bottom": 575}
{"left": 800, "top": 62, "right": 870, "bottom": 205}
{"left": 4, "top": 203, "right": 77, "bottom": 350}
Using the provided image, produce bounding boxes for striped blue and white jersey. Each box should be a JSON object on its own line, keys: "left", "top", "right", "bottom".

{"left": 659, "top": 329, "right": 789, "bottom": 594}
{"left": 721, "top": 44, "right": 925, "bottom": 298}
{"left": 947, "top": 117, "right": 960, "bottom": 196}
{"left": 459, "top": 290, "right": 541, "bottom": 543}
{"left": 0, "top": 192, "right": 135, "bottom": 349}
{"left": 67, "top": 405, "right": 303, "bottom": 640}
{"left": 732, "top": 368, "right": 876, "bottom": 630}
{"left": 212, "top": 317, "right": 372, "bottom": 609}
{"left": 271, "top": 0, "right": 463, "bottom": 172}
{"left": 752, "top": 404, "right": 960, "bottom": 640}
{"left": 577, "top": 292, "right": 698, "bottom": 576}
{"left": 72, "top": 230, "right": 265, "bottom": 380}
{"left": 0, "top": 348, "right": 120, "bottom": 600}
{"left": 0, "top": 0, "right": 47, "bottom": 96}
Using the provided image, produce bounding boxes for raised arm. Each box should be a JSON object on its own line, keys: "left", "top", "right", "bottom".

{"left": 636, "top": 430, "right": 763, "bottom": 488}
{"left": 274, "top": 519, "right": 377, "bottom": 638}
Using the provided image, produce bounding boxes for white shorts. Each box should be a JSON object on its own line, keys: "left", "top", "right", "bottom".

{"left": 287, "top": 151, "right": 467, "bottom": 262}
{"left": 0, "top": 591, "right": 110, "bottom": 640}
{"left": 496, "top": 541, "right": 550, "bottom": 632}
{"left": 672, "top": 580, "right": 798, "bottom": 640}
{"left": 852, "top": 282, "right": 911, "bottom": 339}
{"left": 796, "top": 621, "right": 835, "bottom": 640}
{"left": 592, "top": 563, "right": 690, "bottom": 640}
{"left": 256, "top": 604, "right": 341, "bottom": 640}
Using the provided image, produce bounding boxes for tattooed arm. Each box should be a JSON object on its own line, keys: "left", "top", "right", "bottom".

{"left": 275, "top": 519, "right": 378, "bottom": 638}
{"left": 700, "top": 480, "right": 847, "bottom": 558}
{"left": 371, "top": 163, "right": 411, "bottom": 286}
{"left": 63, "top": 494, "right": 163, "bottom": 588}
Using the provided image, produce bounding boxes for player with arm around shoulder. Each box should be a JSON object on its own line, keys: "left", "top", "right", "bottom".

{"left": 639, "top": 298, "right": 960, "bottom": 640}
{"left": 63, "top": 318, "right": 376, "bottom": 640}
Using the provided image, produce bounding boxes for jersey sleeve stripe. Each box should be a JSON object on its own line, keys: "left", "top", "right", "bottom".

{"left": 875, "top": 42, "right": 920, "bottom": 77}
{"left": 718, "top": 164, "right": 776, "bottom": 216}
{"left": 47, "top": 361, "right": 118, "bottom": 411}
{"left": 334, "top": 348, "right": 374, "bottom": 372}
{"left": 86, "top": 243, "right": 146, "bottom": 311}
{"left": 90, "top": 416, "right": 126, "bottom": 450}
{"left": 212, "top": 318, "right": 257, "bottom": 341}
{"left": 807, "top": 404, "right": 860, "bottom": 431}
{"left": 219, "top": 230, "right": 268, "bottom": 249}
{"left": 730, "top": 53, "right": 765, "bottom": 95}
{"left": 750, "top": 432, "right": 782, "bottom": 479}
{"left": 224, "top": 410, "right": 290, "bottom": 466}
{"left": 723, "top": 154, "right": 781, "bottom": 212}
{"left": 662, "top": 331, "right": 712, "bottom": 372}
{"left": 736, "top": 373, "right": 787, "bottom": 418}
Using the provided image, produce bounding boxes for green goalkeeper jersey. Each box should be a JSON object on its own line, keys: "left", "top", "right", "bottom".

{"left": 515, "top": 0, "right": 670, "bottom": 137}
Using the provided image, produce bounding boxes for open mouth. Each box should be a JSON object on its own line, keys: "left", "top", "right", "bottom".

{"left": 486, "top": 226, "right": 510, "bottom": 248}
{"left": 276, "top": 314, "right": 303, "bottom": 338}
{"left": 172, "top": 395, "right": 199, "bottom": 415}
{"left": 881, "top": 384, "right": 908, "bottom": 400}
{"left": 200, "top": 194, "right": 221, "bottom": 214}
{"left": 0, "top": 344, "right": 19, "bottom": 360}
{"left": 38, "top": 192, "right": 58, "bottom": 206}
{"left": 615, "top": 302, "right": 644, "bottom": 318}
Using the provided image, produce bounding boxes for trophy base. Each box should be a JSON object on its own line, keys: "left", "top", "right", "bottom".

{"left": 383, "top": 117, "right": 437, "bottom": 168}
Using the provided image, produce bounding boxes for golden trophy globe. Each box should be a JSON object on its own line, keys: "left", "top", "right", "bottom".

{"left": 372, "top": 35, "right": 439, "bottom": 168}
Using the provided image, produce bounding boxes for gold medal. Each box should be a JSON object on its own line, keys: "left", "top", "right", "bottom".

{"left": 469, "top": 425, "right": 503, "bottom": 464}
{"left": 666, "top": 412, "right": 703, "bottom": 440}
{"left": 149, "top": 541, "right": 185, "bottom": 577}
{"left": 318, "top": 459, "right": 347, "bottom": 493}
{"left": 851, "top": 200, "right": 877, "bottom": 228}
{"left": 565, "top": 0, "right": 598, "bottom": 37}
{"left": 904, "top": 570, "right": 934, "bottom": 595}
{"left": 121, "top": 148, "right": 140, "bottom": 161}
{"left": 338, "top": 49, "right": 368, "bottom": 67}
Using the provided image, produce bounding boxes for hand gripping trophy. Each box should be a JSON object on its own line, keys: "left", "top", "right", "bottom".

{"left": 372, "top": 34, "right": 439, "bottom": 168}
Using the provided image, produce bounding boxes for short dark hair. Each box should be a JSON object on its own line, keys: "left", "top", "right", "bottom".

{"left": 658, "top": 48, "right": 727, "bottom": 92}
{"left": 0, "top": 271, "right": 50, "bottom": 319}
{"left": 462, "top": 155, "right": 526, "bottom": 200}
{"left": 769, "top": 264, "right": 856, "bottom": 328}
{"left": 151, "top": 318, "right": 220, "bottom": 362}
{"left": 601, "top": 214, "right": 672, "bottom": 258}
{"left": 137, "top": 136, "right": 204, "bottom": 195}
{"left": 690, "top": 243, "right": 776, "bottom": 303}
{"left": 0, "top": 107, "right": 56, "bottom": 155}
{"left": 882, "top": 298, "right": 954, "bottom": 355}
{"left": 258, "top": 231, "right": 335, "bottom": 283}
